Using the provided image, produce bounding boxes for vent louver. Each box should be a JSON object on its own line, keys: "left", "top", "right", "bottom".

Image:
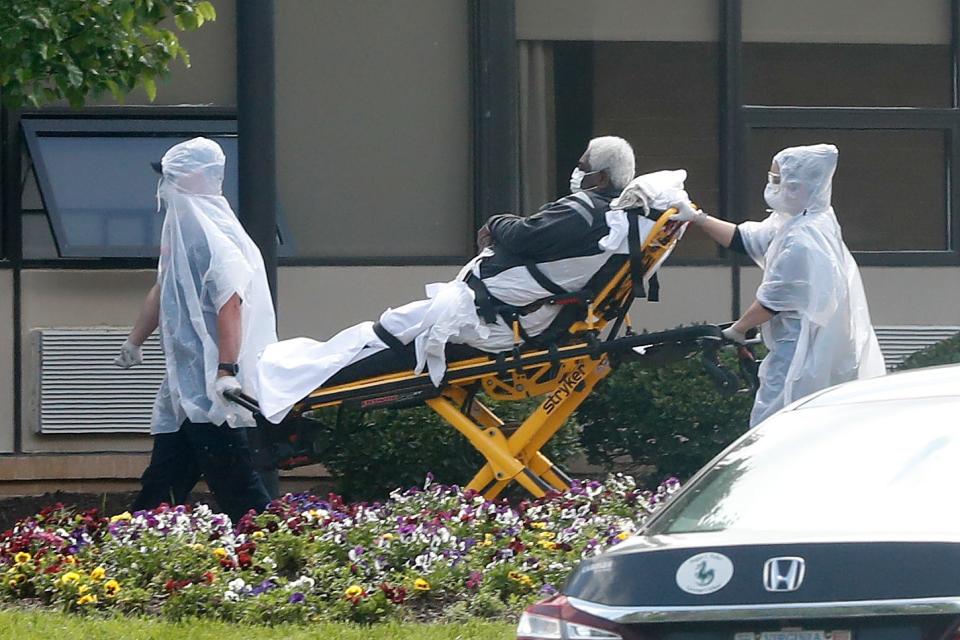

{"left": 38, "top": 328, "right": 164, "bottom": 434}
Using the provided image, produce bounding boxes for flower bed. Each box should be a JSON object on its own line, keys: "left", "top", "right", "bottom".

{"left": 0, "top": 474, "right": 679, "bottom": 624}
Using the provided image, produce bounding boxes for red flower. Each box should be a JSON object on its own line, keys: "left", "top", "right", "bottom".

{"left": 203, "top": 571, "right": 216, "bottom": 584}
{"left": 164, "top": 579, "right": 177, "bottom": 592}
{"left": 219, "top": 557, "right": 235, "bottom": 570}
{"left": 237, "top": 552, "right": 253, "bottom": 569}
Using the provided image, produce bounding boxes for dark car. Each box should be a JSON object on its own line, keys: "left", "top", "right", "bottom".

{"left": 518, "top": 364, "right": 960, "bottom": 640}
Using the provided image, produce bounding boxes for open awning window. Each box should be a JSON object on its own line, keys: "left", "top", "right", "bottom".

{"left": 21, "top": 117, "right": 288, "bottom": 259}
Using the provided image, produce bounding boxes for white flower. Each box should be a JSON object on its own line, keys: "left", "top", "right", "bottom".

{"left": 224, "top": 590, "right": 240, "bottom": 602}
{"left": 228, "top": 578, "right": 246, "bottom": 592}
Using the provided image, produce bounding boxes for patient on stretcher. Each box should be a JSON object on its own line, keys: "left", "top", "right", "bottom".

{"left": 257, "top": 137, "right": 689, "bottom": 423}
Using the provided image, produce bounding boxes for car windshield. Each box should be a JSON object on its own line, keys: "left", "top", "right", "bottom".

{"left": 646, "top": 396, "right": 960, "bottom": 536}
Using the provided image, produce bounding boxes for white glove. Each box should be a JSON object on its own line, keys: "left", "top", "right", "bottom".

{"left": 722, "top": 326, "right": 747, "bottom": 344}
{"left": 670, "top": 199, "right": 707, "bottom": 223}
{"left": 113, "top": 339, "right": 143, "bottom": 369}
{"left": 215, "top": 375, "right": 242, "bottom": 400}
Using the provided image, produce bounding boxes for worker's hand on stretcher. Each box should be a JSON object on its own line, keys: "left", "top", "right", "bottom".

{"left": 215, "top": 375, "right": 242, "bottom": 400}
{"left": 113, "top": 339, "right": 143, "bottom": 369}
{"left": 670, "top": 199, "right": 707, "bottom": 224}
{"left": 721, "top": 326, "right": 748, "bottom": 344}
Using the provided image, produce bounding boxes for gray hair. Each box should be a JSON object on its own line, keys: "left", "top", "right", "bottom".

{"left": 585, "top": 136, "right": 636, "bottom": 190}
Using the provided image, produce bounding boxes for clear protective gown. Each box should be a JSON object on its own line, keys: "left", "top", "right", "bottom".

{"left": 739, "top": 144, "right": 885, "bottom": 426}
{"left": 152, "top": 138, "right": 277, "bottom": 432}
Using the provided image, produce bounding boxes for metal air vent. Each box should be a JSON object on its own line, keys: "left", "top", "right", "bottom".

{"left": 37, "top": 328, "right": 164, "bottom": 434}
{"left": 874, "top": 325, "right": 960, "bottom": 370}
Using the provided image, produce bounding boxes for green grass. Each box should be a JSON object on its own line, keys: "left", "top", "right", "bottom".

{"left": 0, "top": 609, "right": 515, "bottom": 640}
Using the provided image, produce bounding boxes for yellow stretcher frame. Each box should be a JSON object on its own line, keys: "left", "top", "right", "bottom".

{"left": 233, "top": 210, "right": 732, "bottom": 499}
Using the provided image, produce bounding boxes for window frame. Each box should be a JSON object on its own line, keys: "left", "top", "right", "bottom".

{"left": 19, "top": 113, "right": 281, "bottom": 263}
{"left": 728, "top": 0, "right": 960, "bottom": 267}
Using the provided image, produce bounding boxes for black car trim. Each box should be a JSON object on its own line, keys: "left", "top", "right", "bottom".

{"left": 567, "top": 595, "right": 960, "bottom": 624}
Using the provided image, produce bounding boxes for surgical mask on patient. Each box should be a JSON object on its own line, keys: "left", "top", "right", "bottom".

{"left": 569, "top": 167, "right": 586, "bottom": 193}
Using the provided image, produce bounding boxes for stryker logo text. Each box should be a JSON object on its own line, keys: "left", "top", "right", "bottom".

{"left": 543, "top": 363, "right": 587, "bottom": 413}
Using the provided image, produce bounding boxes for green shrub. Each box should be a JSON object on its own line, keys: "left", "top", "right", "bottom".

{"left": 897, "top": 332, "right": 960, "bottom": 370}
{"left": 576, "top": 350, "right": 755, "bottom": 481}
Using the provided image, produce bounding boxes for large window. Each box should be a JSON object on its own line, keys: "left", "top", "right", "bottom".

{"left": 519, "top": 0, "right": 721, "bottom": 261}
{"left": 20, "top": 117, "right": 288, "bottom": 260}
{"left": 739, "top": 0, "right": 957, "bottom": 264}
{"left": 744, "top": 128, "right": 949, "bottom": 252}
{"left": 523, "top": 0, "right": 960, "bottom": 265}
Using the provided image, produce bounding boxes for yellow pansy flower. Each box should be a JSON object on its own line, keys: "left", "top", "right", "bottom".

{"left": 60, "top": 571, "right": 81, "bottom": 586}
{"left": 64, "top": 555, "right": 77, "bottom": 565}
{"left": 413, "top": 578, "right": 431, "bottom": 591}
{"left": 616, "top": 531, "right": 631, "bottom": 541}
{"left": 104, "top": 579, "right": 121, "bottom": 597}
{"left": 530, "top": 522, "right": 547, "bottom": 529}
{"left": 213, "top": 548, "right": 228, "bottom": 559}
{"left": 77, "top": 594, "right": 98, "bottom": 606}
{"left": 90, "top": 566, "right": 106, "bottom": 581}
{"left": 344, "top": 585, "right": 363, "bottom": 599}
{"left": 13, "top": 552, "right": 31, "bottom": 565}
{"left": 251, "top": 531, "right": 265, "bottom": 540}
{"left": 109, "top": 512, "right": 132, "bottom": 523}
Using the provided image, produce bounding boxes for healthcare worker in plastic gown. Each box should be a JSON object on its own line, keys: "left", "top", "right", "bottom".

{"left": 671, "top": 144, "right": 886, "bottom": 426}
{"left": 113, "top": 137, "right": 277, "bottom": 522}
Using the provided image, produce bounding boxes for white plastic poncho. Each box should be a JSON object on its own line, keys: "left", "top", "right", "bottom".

{"left": 738, "top": 144, "right": 885, "bottom": 426}
{"left": 152, "top": 137, "right": 278, "bottom": 433}
{"left": 256, "top": 170, "right": 688, "bottom": 424}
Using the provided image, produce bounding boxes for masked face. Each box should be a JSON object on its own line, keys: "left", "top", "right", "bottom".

{"left": 569, "top": 167, "right": 586, "bottom": 193}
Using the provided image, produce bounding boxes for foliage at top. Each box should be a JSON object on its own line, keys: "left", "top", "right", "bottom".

{"left": 0, "top": 0, "right": 216, "bottom": 108}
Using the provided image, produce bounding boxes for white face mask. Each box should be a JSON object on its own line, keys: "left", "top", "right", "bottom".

{"left": 764, "top": 181, "right": 806, "bottom": 216}
{"left": 569, "top": 167, "right": 586, "bottom": 193}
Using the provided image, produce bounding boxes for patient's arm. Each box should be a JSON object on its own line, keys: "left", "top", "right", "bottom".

{"left": 486, "top": 210, "right": 586, "bottom": 259}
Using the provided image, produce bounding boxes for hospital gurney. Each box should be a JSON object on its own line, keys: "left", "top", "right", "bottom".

{"left": 226, "top": 209, "right": 758, "bottom": 499}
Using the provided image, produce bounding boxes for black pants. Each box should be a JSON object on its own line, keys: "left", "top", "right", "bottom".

{"left": 132, "top": 420, "right": 273, "bottom": 524}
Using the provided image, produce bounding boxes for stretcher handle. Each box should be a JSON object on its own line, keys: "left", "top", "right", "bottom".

{"left": 222, "top": 389, "right": 261, "bottom": 414}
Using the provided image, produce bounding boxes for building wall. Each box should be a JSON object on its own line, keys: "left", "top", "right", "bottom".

{"left": 18, "top": 270, "right": 156, "bottom": 453}
{"left": 275, "top": 0, "right": 472, "bottom": 260}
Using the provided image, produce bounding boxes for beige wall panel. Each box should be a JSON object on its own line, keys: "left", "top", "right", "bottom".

{"left": 0, "top": 271, "right": 14, "bottom": 453}
{"left": 91, "top": 0, "right": 236, "bottom": 106}
{"left": 517, "top": 0, "right": 717, "bottom": 41}
{"left": 743, "top": 0, "right": 949, "bottom": 44}
{"left": 740, "top": 266, "right": 960, "bottom": 326}
{"left": 277, "top": 266, "right": 461, "bottom": 340}
{"left": 630, "top": 267, "right": 732, "bottom": 332}
{"left": 275, "top": 0, "right": 471, "bottom": 259}
{"left": 20, "top": 270, "right": 156, "bottom": 453}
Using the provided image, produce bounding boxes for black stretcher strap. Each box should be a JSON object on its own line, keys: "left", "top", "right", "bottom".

{"left": 524, "top": 261, "right": 567, "bottom": 296}
{"left": 372, "top": 321, "right": 406, "bottom": 351}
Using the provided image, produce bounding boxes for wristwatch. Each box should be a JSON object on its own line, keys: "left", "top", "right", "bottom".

{"left": 218, "top": 362, "right": 239, "bottom": 376}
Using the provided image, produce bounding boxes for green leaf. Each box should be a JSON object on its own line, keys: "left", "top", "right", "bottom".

{"left": 142, "top": 74, "right": 157, "bottom": 101}
{"left": 196, "top": 1, "right": 217, "bottom": 22}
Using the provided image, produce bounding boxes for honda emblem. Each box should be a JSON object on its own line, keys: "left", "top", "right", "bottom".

{"left": 763, "top": 557, "right": 806, "bottom": 592}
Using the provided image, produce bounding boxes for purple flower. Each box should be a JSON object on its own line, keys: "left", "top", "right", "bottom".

{"left": 288, "top": 592, "right": 306, "bottom": 604}
{"left": 540, "top": 583, "right": 559, "bottom": 596}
